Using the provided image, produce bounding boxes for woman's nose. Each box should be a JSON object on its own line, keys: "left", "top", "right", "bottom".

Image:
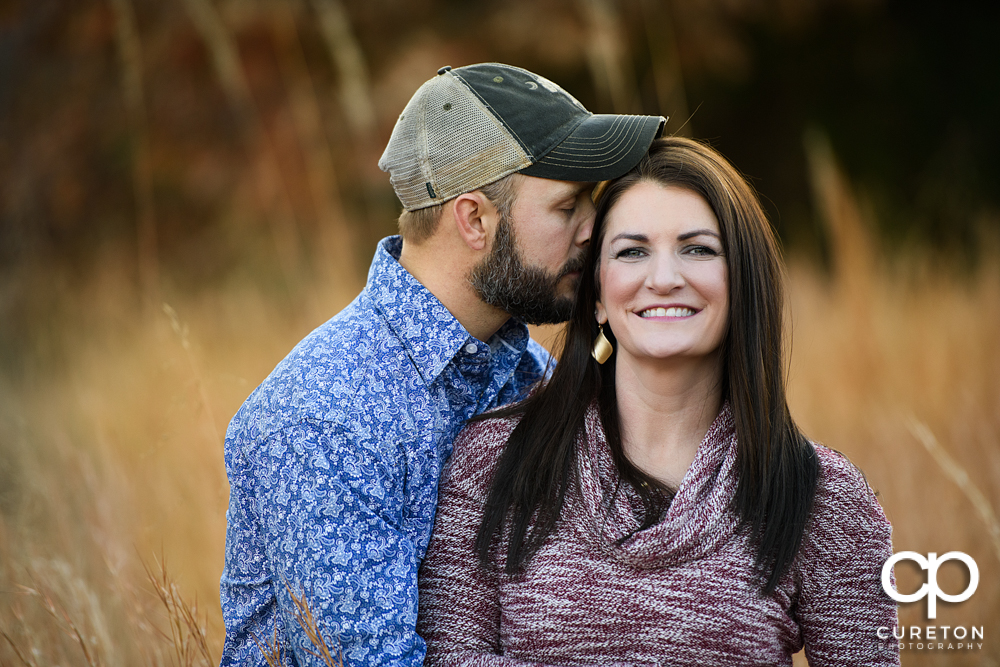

{"left": 646, "top": 253, "right": 685, "bottom": 293}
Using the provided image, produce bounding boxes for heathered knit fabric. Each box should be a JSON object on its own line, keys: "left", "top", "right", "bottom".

{"left": 418, "top": 403, "right": 900, "bottom": 666}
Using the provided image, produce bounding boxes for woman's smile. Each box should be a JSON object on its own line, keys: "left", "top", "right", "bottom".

{"left": 636, "top": 305, "right": 699, "bottom": 318}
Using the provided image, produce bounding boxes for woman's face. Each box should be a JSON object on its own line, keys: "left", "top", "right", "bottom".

{"left": 595, "top": 182, "right": 729, "bottom": 367}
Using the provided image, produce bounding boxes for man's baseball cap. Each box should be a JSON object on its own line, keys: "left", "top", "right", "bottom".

{"left": 379, "top": 63, "right": 667, "bottom": 211}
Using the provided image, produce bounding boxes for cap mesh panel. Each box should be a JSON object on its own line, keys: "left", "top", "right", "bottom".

{"left": 379, "top": 73, "right": 529, "bottom": 211}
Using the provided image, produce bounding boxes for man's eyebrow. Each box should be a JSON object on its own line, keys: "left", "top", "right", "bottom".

{"left": 557, "top": 182, "right": 595, "bottom": 200}
{"left": 677, "top": 229, "right": 720, "bottom": 241}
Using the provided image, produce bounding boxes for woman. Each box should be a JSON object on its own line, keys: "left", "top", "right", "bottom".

{"left": 418, "top": 137, "right": 898, "bottom": 666}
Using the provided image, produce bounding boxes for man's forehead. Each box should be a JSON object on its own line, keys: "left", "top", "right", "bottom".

{"left": 564, "top": 181, "right": 596, "bottom": 196}
{"left": 521, "top": 175, "right": 594, "bottom": 199}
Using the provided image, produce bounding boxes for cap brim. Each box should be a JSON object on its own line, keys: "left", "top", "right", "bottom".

{"left": 520, "top": 114, "right": 666, "bottom": 182}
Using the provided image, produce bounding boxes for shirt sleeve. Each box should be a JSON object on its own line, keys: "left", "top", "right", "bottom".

{"left": 221, "top": 419, "right": 425, "bottom": 667}
{"left": 795, "top": 447, "right": 900, "bottom": 667}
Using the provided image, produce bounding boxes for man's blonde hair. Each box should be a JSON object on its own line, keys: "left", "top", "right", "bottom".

{"left": 397, "top": 173, "right": 522, "bottom": 243}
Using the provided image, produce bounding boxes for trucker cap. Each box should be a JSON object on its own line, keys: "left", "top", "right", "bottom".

{"left": 379, "top": 63, "right": 667, "bottom": 211}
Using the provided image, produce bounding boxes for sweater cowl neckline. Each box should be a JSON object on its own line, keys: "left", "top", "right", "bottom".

{"left": 571, "top": 402, "right": 740, "bottom": 569}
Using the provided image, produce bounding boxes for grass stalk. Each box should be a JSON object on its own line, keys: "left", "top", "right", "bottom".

{"left": 248, "top": 583, "right": 344, "bottom": 666}
{"left": 251, "top": 626, "right": 285, "bottom": 667}
{"left": 141, "top": 554, "right": 215, "bottom": 667}
{"left": 0, "top": 628, "right": 38, "bottom": 667}
{"left": 908, "top": 417, "right": 1000, "bottom": 564}
{"left": 285, "top": 582, "right": 344, "bottom": 667}
{"left": 19, "top": 578, "right": 103, "bottom": 667}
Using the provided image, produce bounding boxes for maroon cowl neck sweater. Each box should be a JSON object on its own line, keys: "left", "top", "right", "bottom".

{"left": 417, "top": 403, "right": 899, "bottom": 666}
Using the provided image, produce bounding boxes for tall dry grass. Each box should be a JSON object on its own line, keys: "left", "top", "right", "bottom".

{"left": 1, "top": 152, "right": 998, "bottom": 666}
{"left": 0, "top": 242, "right": 356, "bottom": 664}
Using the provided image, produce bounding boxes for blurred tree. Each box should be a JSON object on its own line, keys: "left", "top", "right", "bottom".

{"left": 109, "top": 0, "right": 159, "bottom": 313}
{"left": 1, "top": 0, "right": 997, "bottom": 286}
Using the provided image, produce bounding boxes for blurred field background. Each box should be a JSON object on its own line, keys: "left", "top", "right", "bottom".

{"left": 1, "top": 0, "right": 998, "bottom": 665}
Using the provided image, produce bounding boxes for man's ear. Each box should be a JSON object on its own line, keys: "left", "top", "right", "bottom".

{"left": 452, "top": 191, "right": 496, "bottom": 252}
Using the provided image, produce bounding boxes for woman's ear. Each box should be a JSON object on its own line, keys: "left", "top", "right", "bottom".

{"left": 452, "top": 191, "right": 496, "bottom": 252}
{"left": 595, "top": 301, "right": 607, "bottom": 326}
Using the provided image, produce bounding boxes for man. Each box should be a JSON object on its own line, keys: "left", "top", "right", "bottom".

{"left": 220, "top": 63, "right": 664, "bottom": 666}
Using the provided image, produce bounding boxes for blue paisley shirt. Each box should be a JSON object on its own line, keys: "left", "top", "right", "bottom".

{"left": 220, "top": 236, "right": 550, "bottom": 667}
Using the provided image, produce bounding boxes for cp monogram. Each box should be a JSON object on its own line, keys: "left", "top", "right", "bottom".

{"left": 881, "top": 551, "right": 979, "bottom": 619}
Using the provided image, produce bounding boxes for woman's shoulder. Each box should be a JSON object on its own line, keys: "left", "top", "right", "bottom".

{"left": 442, "top": 410, "right": 524, "bottom": 497}
{"left": 806, "top": 443, "right": 893, "bottom": 546}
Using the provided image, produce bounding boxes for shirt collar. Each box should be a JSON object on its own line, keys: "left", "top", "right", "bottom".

{"left": 366, "top": 236, "right": 531, "bottom": 384}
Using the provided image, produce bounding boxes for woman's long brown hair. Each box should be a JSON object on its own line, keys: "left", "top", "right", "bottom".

{"left": 474, "top": 137, "right": 818, "bottom": 595}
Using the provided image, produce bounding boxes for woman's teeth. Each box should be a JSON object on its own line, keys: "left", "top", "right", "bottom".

{"left": 639, "top": 307, "right": 695, "bottom": 318}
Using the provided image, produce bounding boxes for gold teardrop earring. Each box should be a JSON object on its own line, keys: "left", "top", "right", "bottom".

{"left": 591, "top": 324, "right": 613, "bottom": 364}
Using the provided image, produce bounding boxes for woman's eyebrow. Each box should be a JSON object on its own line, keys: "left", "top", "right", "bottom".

{"left": 609, "top": 232, "right": 649, "bottom": 243}
{"left": 677, "top": 229, "right": 720, "bottom": 241}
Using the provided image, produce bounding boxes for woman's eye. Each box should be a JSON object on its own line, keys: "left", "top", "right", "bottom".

{"left": 615, "top": 247, "right": 645, "bottom": 259}
{"left": 685, "top": 245, "right": 719, "bottom": 257}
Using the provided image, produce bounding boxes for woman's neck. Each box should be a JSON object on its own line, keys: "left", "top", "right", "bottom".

{"left": 613, "top": 352, "right": 724, "bottom": 489}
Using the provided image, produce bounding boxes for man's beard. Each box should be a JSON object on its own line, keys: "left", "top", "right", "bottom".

{"left": 469, "top": 215, "right": 584, "bottom": 325}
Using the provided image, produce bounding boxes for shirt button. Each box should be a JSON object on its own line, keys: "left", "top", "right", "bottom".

{"left": 464, "top": 343, "right": 478, "bottom": 354}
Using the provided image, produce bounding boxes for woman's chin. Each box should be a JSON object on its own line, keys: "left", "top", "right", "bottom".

{"left": 620, "top": 346, "right": 722, "bottom": 367}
